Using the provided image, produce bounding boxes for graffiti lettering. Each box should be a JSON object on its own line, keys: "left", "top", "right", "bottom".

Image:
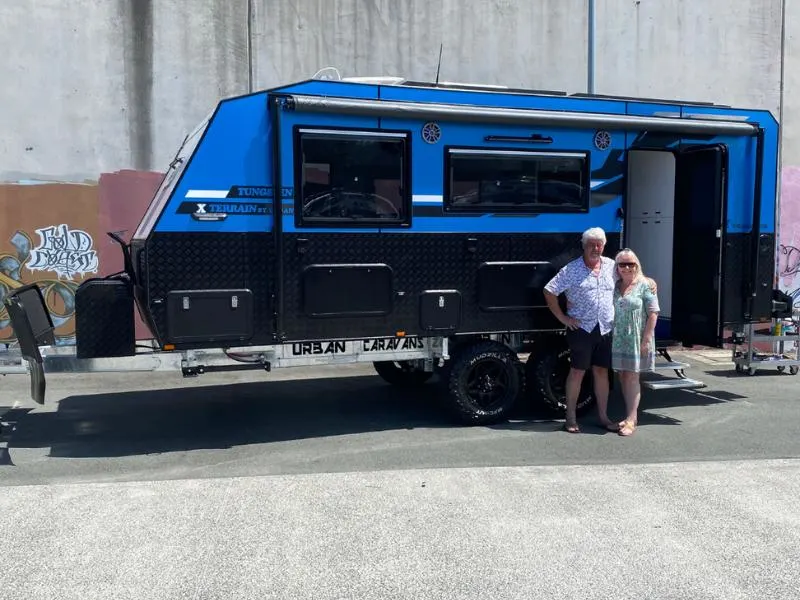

{"left": 26, "top": 224, "right": 98, "bottom": 280}
{"left": 779, "top": 244, "right": 800, "bottom": 279}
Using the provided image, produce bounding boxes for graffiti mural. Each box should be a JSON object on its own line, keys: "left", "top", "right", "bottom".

{"left": 0, "top": 224, "right": 101, "bottom": 346}
{"left": 0, "top": 172, "right": 163, "bottom": 348}
{"left": 779, "top": 166, "right": 800, "bottom": 305}
{"left": 0, "top": 183, "right": 102, "bottom": 346}
{"left": 0, "top": 227, "right": 100, "bottom": 345}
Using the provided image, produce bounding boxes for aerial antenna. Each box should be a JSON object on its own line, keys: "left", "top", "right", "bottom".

{"left": 435, "top": 43, "right": 443, "bottom": 85}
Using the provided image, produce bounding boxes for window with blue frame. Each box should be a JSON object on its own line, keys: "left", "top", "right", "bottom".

{"left": 444, "top": 148, "right": 590, "bottom": 213}
{"left": 294, "top": 127, "right": 411, "bottom": 226}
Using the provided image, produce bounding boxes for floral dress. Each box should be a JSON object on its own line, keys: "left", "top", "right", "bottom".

{"left": 611, "top": 280, "right": 660, "bottom": 373}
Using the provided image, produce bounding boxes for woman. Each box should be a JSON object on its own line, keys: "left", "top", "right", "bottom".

{"left": 611, "top": 248, "right": 660, "bottom": 437}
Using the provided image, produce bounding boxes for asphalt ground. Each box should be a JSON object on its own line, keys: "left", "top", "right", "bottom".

{"left": 2, "top": 348, "right": 800, "bottom": 598}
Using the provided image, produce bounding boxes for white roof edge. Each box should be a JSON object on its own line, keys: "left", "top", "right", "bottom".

{"left": 340, "top": 76, "right": 407, "bottom": 85}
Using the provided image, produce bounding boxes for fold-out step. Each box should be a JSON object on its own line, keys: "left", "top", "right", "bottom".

{"left": 643, "top": 378, "right": 706, "bottom": 391}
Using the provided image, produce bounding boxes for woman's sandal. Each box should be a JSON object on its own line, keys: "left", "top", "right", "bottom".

{"left": 618, "top": 420, "right": 636, "bottom": 436}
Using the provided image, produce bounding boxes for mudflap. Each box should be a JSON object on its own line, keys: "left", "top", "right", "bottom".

{"left": 3, "top": 283, "right": 56, "bottom": 404}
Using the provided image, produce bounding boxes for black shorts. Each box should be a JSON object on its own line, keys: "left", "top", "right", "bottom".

{"left": 566, "top": 325, "right": 612, "bottom": 371}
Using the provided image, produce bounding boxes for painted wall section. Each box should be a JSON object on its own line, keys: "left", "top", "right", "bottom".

{"left": 0, "top": 183, "right": 101, "bottom": 346}
{"left": 0, "top": 172, "right": 162, "bottom": 347}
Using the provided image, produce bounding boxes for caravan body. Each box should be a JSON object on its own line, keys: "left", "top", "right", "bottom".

{"left": 4, "top": 77, "right": 781, "bottom": 424}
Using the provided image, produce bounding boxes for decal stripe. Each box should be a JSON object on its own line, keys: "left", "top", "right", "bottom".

{"left": 185, "top": 190, "right": 229, "bottom": 198}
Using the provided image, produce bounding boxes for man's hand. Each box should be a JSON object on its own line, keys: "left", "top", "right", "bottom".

{"left": 562, "top": 316, "right": 580, "bottom": 330}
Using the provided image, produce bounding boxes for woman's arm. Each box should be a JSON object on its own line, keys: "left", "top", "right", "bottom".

{"left": 641, "top": 284, "right": 660, "bottom": 354}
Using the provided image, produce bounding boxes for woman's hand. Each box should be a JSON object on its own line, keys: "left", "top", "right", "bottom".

{"left": 641, "top": 335, "right": 651, "bottom": 356}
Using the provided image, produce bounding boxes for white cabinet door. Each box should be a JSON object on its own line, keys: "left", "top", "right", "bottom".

{"left": 626, "top": 151, "right": 676, "bottom": 218}
{"left": 624, "top": 217, "right": 673, "bottom": 318}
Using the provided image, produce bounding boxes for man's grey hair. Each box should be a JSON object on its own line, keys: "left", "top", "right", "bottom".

{"left": 581, "top": 227, "right": 607, "bottom": 247}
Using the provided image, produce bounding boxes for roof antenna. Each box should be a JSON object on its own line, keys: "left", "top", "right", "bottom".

{"left": 435, "top": 43, "right": 443, "bottom": 85}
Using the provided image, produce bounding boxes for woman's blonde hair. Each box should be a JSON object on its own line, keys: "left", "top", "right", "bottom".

{"left": 614, "top": 248, "right": 646, "bottom": 284}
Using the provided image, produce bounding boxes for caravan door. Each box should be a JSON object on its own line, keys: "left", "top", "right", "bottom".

{"left": 670, "top": 144, "right": 728, "bottom": 347}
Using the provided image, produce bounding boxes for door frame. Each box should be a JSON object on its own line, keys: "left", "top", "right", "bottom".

{"left": 670, "top": 142, "right": 729, "bottom": 348}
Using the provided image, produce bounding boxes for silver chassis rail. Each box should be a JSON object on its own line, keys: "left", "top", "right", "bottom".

{"left": 0, "top": 336, "right": 451, "bottom": 377}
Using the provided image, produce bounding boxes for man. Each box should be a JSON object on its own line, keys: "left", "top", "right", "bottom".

{"left": 543, "top": 227, "right": 618, "bottom": 433}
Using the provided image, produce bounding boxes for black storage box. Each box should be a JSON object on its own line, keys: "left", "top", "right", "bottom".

{"left": 166, "top": 289, "right": 253, "bottom": 344}
{"left": 75, "top": 278, "right": 136, "bottom": 359}
{"left": 419, "top": 290, "right": 462, "bottom": 332}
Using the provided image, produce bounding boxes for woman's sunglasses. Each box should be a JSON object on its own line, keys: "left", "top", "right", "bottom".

{"left": 617, "top": 262, "right": 637, "bottom": 269}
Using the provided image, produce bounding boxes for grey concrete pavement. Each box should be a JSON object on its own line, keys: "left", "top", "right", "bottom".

{"left": 2, "top": 349, "right": 800, "bottom": 599}
{"left": 2, "top": 350, "right": 800, "bottom": 486}
{"left": 1, "top": 459, "right": 799, "bottom": 599}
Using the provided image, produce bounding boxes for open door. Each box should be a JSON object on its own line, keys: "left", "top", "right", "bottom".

{"left": 671, "top": 144, "right": 728, "bottom": 347}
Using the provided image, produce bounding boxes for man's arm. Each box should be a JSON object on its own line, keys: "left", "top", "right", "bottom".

{"left": 543, "top": 267, "right": 579, "bottom": 330}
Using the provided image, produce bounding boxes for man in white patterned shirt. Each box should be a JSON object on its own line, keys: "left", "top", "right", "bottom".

{"left": 544, "top": 227, "right": 618, "bottom": 433}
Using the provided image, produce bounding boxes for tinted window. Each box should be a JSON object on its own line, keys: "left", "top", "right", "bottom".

{"left": 446, "top": 149, "right": 589, "bottom": 212}
{"left": 297, "top": 129, "right": 409, "bottom": 225}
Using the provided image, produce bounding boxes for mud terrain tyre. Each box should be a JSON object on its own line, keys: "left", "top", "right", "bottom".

{"left": 445, "top": 340, "right": 521, "bottom": 425}
{"left": 527, "top": 345, "right": 598, "bottom": 418}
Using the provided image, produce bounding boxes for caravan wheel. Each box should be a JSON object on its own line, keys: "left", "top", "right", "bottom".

{"left": 445, "top": 340, "right": 521, "bottom": 425}
{"left": 373, "top": 361, "right": 434, "bottom": 387}
{"left": 527, "top": 346, "right": 597, "bottom": 418}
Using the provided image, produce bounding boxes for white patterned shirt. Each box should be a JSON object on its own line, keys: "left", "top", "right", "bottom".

{"left": 544, "top": 256, "right": 616, "bottom": 335}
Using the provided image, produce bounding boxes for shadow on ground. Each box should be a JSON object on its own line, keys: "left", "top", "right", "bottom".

{"left": 0, "top": 365, "right": 752, "bottom": 460}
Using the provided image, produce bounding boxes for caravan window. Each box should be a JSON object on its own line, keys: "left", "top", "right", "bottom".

{"left": 444, "top": 149, "right": 590, "bottom": 213}
{"left": 295, "top": 128, "right": 410, "bottom": 226}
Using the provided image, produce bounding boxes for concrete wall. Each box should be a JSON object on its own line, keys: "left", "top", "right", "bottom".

{"left": 0, "top": 0, "right": 793, "bottom": 176}
{"left": 2, "top": 0, "right": 800, "bottom": 305}
{"left": 251, "top": 0, "right": 588, "bottom": 93}
{"left": 0, "top": 0, "right": 250, "bottom": 180}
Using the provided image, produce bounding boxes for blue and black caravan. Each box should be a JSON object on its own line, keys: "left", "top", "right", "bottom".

{"left": 4, "top": 75, "right": 786, "bottom": 425}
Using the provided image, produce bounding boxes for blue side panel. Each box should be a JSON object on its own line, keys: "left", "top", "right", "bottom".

{"left": 678, "top": 105, "right": 778, "bottom": 234}
{"left": 379, "top": 115, "right": 625, "bottom": 234}
{"left": 154, "top": 92, "right": 274, "bottom": 233}
{"left": 274, "top": 88, "right": 382, "bottom": 234}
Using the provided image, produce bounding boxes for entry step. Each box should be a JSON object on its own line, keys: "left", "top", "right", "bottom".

{"left": 643, "top": 378, "right": 706, "bottom": 391}
{"left": 654, "top": 361, "right": 691, "bottom": 371}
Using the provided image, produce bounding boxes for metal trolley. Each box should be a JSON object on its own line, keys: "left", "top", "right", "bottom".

{"left": 731, "top": 292, "right": 800, "bottom": 376}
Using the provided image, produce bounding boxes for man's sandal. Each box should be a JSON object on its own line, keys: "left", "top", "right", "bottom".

{"left": 563, "top": 422, "right": 580, "bottom": 433}
{"left": 618, "top": 420, "right": 636, "bottom": 436}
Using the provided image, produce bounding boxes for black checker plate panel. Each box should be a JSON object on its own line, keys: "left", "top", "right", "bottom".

{"left": 279, "top": 233, "right": 621, "bottom": 341}
{"left": 722, "top": 232, "right": 775, "bottom": 324}
{"left": 145, "top": 233, "right": 274, "bottom": 345}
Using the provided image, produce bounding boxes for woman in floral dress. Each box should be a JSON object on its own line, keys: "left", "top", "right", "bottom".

{"left": 612, "top": 248, "right": 660, "bottom": 437}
